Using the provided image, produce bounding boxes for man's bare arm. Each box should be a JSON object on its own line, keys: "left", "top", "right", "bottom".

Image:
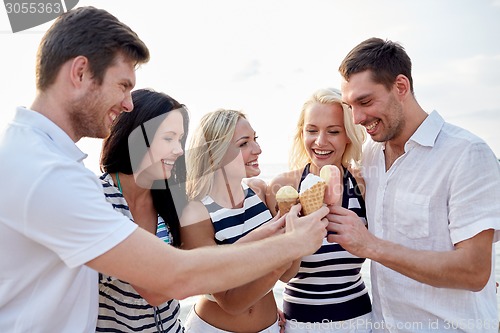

{"left": 88, "top": 204, "right": 329, "bottom": 301}
{"left": 327, "top": 205, "right": 493, "bottom": 291}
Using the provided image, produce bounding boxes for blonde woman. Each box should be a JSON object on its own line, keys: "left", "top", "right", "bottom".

{"left": 266, "top": 88, "right": 372, "bottom": 332}
{"left": 180, "top": 109, "right": 297, "bottom": 333}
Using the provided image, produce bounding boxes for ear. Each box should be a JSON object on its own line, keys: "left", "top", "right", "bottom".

{"left": 69, "top": 56, "right": 91, "bottom": 88}
{"left": 394, "top": 74, "right": 410, "bottom": 100}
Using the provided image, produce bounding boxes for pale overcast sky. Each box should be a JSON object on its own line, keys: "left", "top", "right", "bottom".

{"left": 1, "top": 0, "right": 499, "bottom": 177}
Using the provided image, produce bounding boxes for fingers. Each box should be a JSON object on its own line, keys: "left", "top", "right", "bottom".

{"left": 272, "top": 215, "right": 286, "bottom": 233}
{"left": 271, "top": 210, "right": 282, "bottom": 220}
{"left": 326, "top": 233, "right": 338, "bottom": 244}
{"left": 327, "top": 204, "right": 350, "bottom": 215}
{"left": 288, "top": 203, "right": 302, "bottom": 216}
{"left": 307, "top": 205, "right": 329, "bottom": 220}
{"left": 326, "top": 220, "right": 341, "bottom": 234}
{"left": 270, "top": 212, "right": 286, "bottom": 227}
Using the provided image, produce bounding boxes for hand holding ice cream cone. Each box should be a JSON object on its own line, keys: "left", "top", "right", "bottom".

{"left": 274, "top": 171, "right": 333, "bottom": 216}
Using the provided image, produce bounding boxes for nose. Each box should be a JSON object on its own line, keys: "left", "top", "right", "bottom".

{"left": 173, "top": 141, "right": 184, "bottom": 157}
{"left": 315, "top": 131, "right": 328, "bottom": 146}
{"left": 122, "top": 93, "right": 134, "bottom": 113}
{"left": 251, "top": 141, "right": 262, "bottom": 155}
{"left": 350, "top": 106, "right": 365, "bottom": 125}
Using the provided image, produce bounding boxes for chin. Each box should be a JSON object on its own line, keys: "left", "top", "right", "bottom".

{"left": 311, "top": 158, "right": 329, "bottom": 167}
{"left": 246, "top": 168, "right": 261, "bottom": 178}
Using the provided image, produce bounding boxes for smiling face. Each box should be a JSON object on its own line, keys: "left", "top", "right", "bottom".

{"left": 341, "top": 70, "right": 405, "bottom": 143}
{"left": 69, "top": 55, "right": 136, "bottom": 140}
{"left": 135, "top": 109, "right": 185, "bottom": 182}
{"left": 302, "top": 102, "right": 349, "bottom": 173}
{"left": 221, "top": 117, "right": 262, "bottom": 179}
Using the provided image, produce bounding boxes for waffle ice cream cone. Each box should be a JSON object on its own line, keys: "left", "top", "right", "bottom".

{"left": 299, "top": 174, "right": 326, "bottom": 215}
{"left": 275, "top": 185, "right": 299, "bottom": 214}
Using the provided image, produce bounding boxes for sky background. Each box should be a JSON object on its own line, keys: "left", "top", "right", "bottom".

{"left": 1, "top": 0, "right": 499, "bottom": 177}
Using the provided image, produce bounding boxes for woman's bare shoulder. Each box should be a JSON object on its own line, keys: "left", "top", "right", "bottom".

{"left": 180, "top": 200, "right": 210, "bottom": 227}
{"left": 268, "top": 169, "right": 302, "bottom": 189}
{"left": 245, "top": 177, "right": 268, "bottom": 202}
{"left": 245, "top": 177, "right": 267, "bottom": 192}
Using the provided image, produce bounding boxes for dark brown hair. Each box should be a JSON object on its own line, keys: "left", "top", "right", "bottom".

{"left": 101, "top": 89, "right": 189, "bottom": 247}
{"left": 36, "top": 6, "right": 149, "bottom": 91}
{"left": 339, "top": 37, "right": 414, "bottom": 94}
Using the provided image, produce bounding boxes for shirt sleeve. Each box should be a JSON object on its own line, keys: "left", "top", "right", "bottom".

{"left": 448, "top": 141, "right": 500, "bottom": 244}
{"left": 24, "top": 161, "right": 138, "bottom": 268}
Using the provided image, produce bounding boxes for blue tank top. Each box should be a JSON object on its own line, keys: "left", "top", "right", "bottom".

{"left": 283, "top": 164, "right": 372, "bottom": 322}
{"left": 201, "top": 183, "right": 272, "bottom": 244}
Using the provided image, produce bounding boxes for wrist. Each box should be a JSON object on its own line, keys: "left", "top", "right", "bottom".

{"left": 366, "top": 236, "right": 386, "bottom": 262}
{"left": 281, "top": 232, "right": 306, "bottom": 260}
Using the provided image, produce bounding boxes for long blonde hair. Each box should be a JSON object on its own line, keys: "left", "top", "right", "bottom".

{"left": 186, "top": 109, "right": 247, "bottom": 200}
{"left": 289, "top": 88, "right": 366, "bottom": 170}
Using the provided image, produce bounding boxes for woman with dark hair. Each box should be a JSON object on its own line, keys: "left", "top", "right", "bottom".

{"left": 97, "top": 88, "right": 189, "bottom": 332}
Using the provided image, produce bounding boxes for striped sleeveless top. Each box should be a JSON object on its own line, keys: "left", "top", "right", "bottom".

{"left": 97, "top": 173, "right": 184, "bottom": 333}
{"left": 283, "top": 165, "right": 372, "bottom": 323}
{"left": 201, "top": 183, "right": 272, "bottom": 245}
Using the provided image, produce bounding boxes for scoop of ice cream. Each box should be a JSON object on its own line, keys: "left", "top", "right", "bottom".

{"left": 299, "top": 173, "right": 324, "bottom": 194}
{"left": 299, "top": 174, "right": 326, "bottom": 215}
{"left": 276, "top": 185, "right": 299, "bottom": 200}
{"left": 275, "top": 185, "right": 299, "bottom": 214}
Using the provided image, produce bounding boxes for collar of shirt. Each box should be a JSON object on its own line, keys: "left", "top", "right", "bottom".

{"left": 405, "top": 110, "right": 445, "bottom": 151}
{"left": 14, "top": 106, "right": 87, "bottom": 163}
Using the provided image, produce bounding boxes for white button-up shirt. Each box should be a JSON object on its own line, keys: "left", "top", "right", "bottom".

{"left": 362, "top": 111, "right": 500, "bottom": 332}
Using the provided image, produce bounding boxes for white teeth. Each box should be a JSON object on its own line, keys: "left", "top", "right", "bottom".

{"left": 162, "top": 159, "right": 174, "bottom": 166}
{"left": 246, "top": 161, "right": 258, "bottom": 166}
{"left": 314, "top": 150, "right": 332, "bottom": 155}
{"left": 366, "top": 120, "right": 379, "bottom": 131}
{"left": 110, "top": 113, "right": 117, "bottom": 121}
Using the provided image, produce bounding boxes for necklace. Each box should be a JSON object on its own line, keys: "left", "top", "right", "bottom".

{"left": 115, "top": 172, "right": 123, "bottom": 193}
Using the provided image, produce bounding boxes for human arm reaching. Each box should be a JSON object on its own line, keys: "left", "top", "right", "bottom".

{"left": 88, "top": 203, "right": 327, "bottom": 303}
{"left": 179, "top": 200, "right": 312, "bottom": 314}
{"left": 326, "top": 205, "right": 493, "bottom": 291}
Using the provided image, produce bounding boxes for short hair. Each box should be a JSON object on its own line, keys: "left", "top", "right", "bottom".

{"left": 338, "top": 37, "right": 413, "bottom": 94}
{"left": 100, "top": 88, "right": 189, "bottom": 247}
{"left": 186, "top": 109, "right": 246, "bottom": 201}
{"left": 289, "top": 88, "right": 366, "bottom": 170}
{"left": 36, "top": 6, "right": 149, "bottom": 91}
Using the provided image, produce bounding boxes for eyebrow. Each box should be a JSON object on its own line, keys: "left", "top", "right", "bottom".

{"left": 122, "top": 79, "right": 134, "bottom": 89}
{"left": 160, "top": 130, "right": 184, "bottom": 136}
{"left": 305, "top": 124, "right": 342, "bottom": 128}
{"left": 235, "top": 135, "right": 250, "bottom": 142}
{"left": 354, "top": 93, "right": 371, "bottom": 102}
{"left": 235, "top": 132, "right": 256, "bottom": 143}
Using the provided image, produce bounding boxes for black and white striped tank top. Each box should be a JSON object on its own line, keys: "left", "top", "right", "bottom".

{"left": 97, "top": 173, "right": 184, "bottom": 333}
{"left": 283, "top": 164, "right": 372, "bottom": 323}
{"left": 201, "top": 183, "right": 272, "bottom": 245}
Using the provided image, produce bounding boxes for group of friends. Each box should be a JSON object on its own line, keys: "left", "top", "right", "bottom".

{"left": 1, "top": 6, "right": 500, "bottom": 333}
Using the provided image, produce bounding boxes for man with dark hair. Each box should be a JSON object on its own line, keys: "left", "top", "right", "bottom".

{"left": 0, "top": 7, "right": 329, "bottom": 332}
{"left": 328, "top": 37, "right": 500, "bottom": 332}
